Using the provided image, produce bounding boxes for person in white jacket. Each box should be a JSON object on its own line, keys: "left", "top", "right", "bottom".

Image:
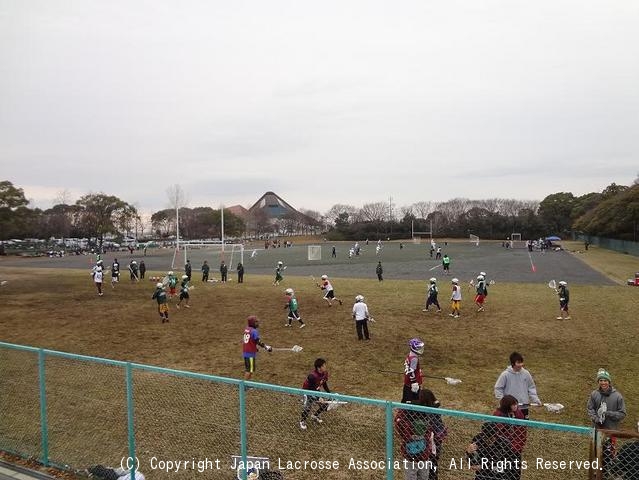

{"left": 494, "top": 351, "right": 541, "bottom": 419}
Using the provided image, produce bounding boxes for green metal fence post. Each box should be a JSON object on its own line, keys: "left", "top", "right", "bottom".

{"left": 386, "top": 401, "right": 394, "bottom": 480}
{"left": 239, "top": 381, "right": 247, "bottom": 480}
{"left": 37, "top": 349, "right": 49, "bottom": 466}
{"left": 125, "top": 363, "right": 136, "bottom": 480}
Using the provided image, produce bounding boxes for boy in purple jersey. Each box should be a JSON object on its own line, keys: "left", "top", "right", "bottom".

{"left": 300, "top": 358, "right": 331, "bottom": 430}
{"left": 242, "top": 315, "right": 272, "bottom": 380}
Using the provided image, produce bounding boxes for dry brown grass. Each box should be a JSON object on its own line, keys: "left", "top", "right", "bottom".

{"left": 1, "top": 250, "right": 639, "bottom": 478}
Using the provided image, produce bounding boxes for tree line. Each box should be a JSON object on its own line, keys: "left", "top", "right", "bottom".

{"left": 1, "top": 178, "right": 638, "bottom": 244}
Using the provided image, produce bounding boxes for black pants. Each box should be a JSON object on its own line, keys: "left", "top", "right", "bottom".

{"left": 377, "top": 273, "right": 383, "bottom": 281}
{"left": 356, "top": 319, "right": 369, "bottom": 340}
{"left": 238, "top": 273, "right": 243, "bottom": 283}
{"left": 88, "top": 465, "right": 119, "bottom": 480}
{"left": 301, "top": 394, "right": 328, "bottom": 421}
{"left": 401, "top": 384, "right": 419, "bottom": 403}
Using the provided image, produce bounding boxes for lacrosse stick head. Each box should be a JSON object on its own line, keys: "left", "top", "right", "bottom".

{"left": 548, "top": 279, "right": 557, "bottom": 289}
{"left": 544, "top": 403, "right": 564, "bottom": 413}
{"left": 326, "top": 400, "right": 348, "bottom": 411}
{"left": 489, "top": 279, "right": 496, "bottom": 285}
{"left": 291, "top": 345, "right": 303, "bottom": 352}
{"left": 469, "top": 279, "right": 475, "bottom": 286}
{"left": 444, "top": 377, "right": 462, "bottom": 385}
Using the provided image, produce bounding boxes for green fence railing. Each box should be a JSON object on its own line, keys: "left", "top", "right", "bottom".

{"left": 1, "top": 341, "right": 602, "bottom": 479}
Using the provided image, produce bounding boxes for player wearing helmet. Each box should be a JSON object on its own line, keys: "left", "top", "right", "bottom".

{"left": 111, "top": 259, "right": 120, "bottom": 287}
{"left": 128, "top": 260, "right": 139, "bottom": 282}
{"left": 449, "top": 278, "right": 461, "bottom": 318}
{"left": 91, "top": 262, "right": 104, "bottom": 296}
{"left": 273, "top": 261, "right": 285, "bottom": 286}
{"left": 242, "top": 315, "right": 272, "bottom": 380}
{"left": 151, "top": 283, "right": 169, "bottom": 323}
{"left": 167, "top": 271, "right": 178, "bottom": 297}
{"left": 403, "top": 338, "right": 425, "bottom": 403}
{"left": 284, "top": 288, "right": 305, "bottom": 328}
{"left": 474, "top": 275, "right": 486, "bottom": 312}
{"left": 176, "top": 275, "right": 191, "bottom": 309}
{"left": 352, "top": 294, "right": 371, "bottom": 340}
{"left": 318, "top": 274, "right": 343, "bottom": 307}
{"left": 423, "top": 277, "right": 442, "bottom": 313}
{"left": 557, "top": 281, "right": 570, "bottom": 320}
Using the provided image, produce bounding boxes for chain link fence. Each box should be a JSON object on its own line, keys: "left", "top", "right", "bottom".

{"left": 0, "top": 342, "right": 619, "bottom": 480}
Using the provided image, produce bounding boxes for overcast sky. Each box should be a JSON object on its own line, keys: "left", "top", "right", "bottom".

{"left": 1, "top": 1, "right": 638, "bottom": 215}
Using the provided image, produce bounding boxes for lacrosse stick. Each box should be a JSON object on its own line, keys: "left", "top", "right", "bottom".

{"left": 424, "top": 374, "right": 462, "bottom": 385}
{"left": 368, "top": 317, "right": 376, "bottom": 323}
{"left": 282, "top": 265, "right": 287, "bottom": 270}
{"left": 489, "top": 280, "right": 496, "bottom": 285}
{"left": 548, "top": 279, "right": 557, "bottom": 290}
{"left": 128, "top": 266, "right": 140, "bottom": 282}
{"left": 322, "top": 400, "right": 348, "bottom": 411}
{"left": 378, "top": 370, "right": 462, "bottom": 385}
{"left": 0, "top": 281, "right": 7, "bottom": 287}
{"left": 520, "top": 403, "right": 565, "bottom": 413}
{"left": 272, "top": 345, "right": 303, "bottom": 352}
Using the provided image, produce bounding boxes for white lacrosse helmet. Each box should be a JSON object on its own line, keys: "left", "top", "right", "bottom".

{"left": 278, "top": 261, "right": 283, "bottom": 265}
{"left": 559, "top": 281, "right": 567, "bottom": 286}
{"left": 285, "top": 288, "right": 294, "bottom": 295}
{"left": 182, "top": 275, "right": 188, "bottom": 280}
{"left": 168, "top": 271, "right": 173, "bottom": 275}
{"left": 480, "top": 271, "right": 486, "bottom": 277}
{"left": 429, "top": 277, "right": 437, "bottom": 283}
{"left": 156, "top": 283, "right": 163, "bottom": 288}
{"left": 321, "top": 274, "right": 328, "bottom": 280}
{"left": 355, "top": 294, "right": 364, "bottom": 302}
{"left": 452, "top": 278, "right": 459, "bottom": 284}
{"left": 131, "top": 260, "right": 137, "bottom": 264}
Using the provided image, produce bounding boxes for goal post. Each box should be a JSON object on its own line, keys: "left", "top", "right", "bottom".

{"left": 510, "top": 233, "right": 525, "bottom": 249}
{"left": 469, "top": 234, "right": 479, "bottom": 247}
{"left": 308, "top": 245, "right": 321, "bottom": 261}
{"left": 174, "top": 242, "right": 245, "bottom": 270}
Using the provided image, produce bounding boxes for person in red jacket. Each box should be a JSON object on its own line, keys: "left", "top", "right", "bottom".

{"left": 300, "top": 358, "right": 331, "bottom": 430}
{"left": 492, "top": 395, "right": 527, "bottom": 479}
{"left": 242, "top": 315, "right": 272, "bottom": 380}
{"left": 395, "top": 390, "right": 434, "bottom": 480}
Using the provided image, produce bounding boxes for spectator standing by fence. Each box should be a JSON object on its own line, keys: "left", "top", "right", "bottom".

{"left": 494, "top": 352, "right": 541, "bottom": 419}
{"left": 587, "top": 368, "right": 626, "bottom": 473}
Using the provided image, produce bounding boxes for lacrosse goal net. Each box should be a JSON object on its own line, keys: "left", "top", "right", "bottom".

{"left": 469, "top": 234, "right": 479, "bottom": 247}
{"left": 510, "top": 233, "right": 526, "bottom": 249}
{"left": 307, "top": 245, "right": 321, "bottom": 261}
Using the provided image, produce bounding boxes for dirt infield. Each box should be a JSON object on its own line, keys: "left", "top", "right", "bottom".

{"left": 0, "top": 240, "right": 616, "bottom": 286}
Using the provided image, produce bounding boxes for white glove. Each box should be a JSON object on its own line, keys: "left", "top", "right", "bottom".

{"left": 411, "top": 382, "right": 420, "bottom": 393}
{"left": 597, "top": 402, "right": 607, "bottom": 423}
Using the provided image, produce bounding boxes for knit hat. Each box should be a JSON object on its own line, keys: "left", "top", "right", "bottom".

{"left": 596, "top": 368, "right": 611, "bottom": 382}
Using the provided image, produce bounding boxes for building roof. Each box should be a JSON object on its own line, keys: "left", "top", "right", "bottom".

{"left": 248, "top": 191, "right": 303, "bottom": 220}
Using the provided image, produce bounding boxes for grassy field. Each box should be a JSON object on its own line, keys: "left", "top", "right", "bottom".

{"left": 1, "top": 243, "right": 638, "bottom": 479}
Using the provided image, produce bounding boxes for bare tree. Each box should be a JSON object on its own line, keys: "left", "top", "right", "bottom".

{"left": 324, "top": 204, "right": 359, "bottom": 225}
{"left": 166, "top": 184, "right": 189, "bottom": 244}
{"left": 54, "top": 189, "right": 73, "bottom": 206}
{"left": 437, "top": 198, "right": 471, "bottom": 224}
{"left": 412, "top": 201, "right": 434, "bottom": 219}
{"left": 360, "top": 202, "right": 388, "bottom": 222}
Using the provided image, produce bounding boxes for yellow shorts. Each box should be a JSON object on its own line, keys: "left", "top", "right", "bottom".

{"left": 158, "top": 303, "right": 169, "bottom": 314}
{"left": 451, "top": 300, "right": 461, "bottom": 309}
